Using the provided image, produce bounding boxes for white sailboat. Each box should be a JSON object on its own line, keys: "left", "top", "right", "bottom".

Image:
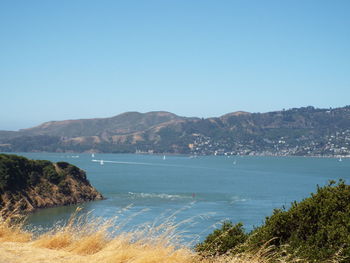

{"left": 163, "top": 155, "right": 166, "bottom": 160}
{"left": 100, "top": 160, "right": 104, "bottom": 165}
{"left": 339, "top": 157, "right": 342, "bottom": 162}
{"left": 92, "top": 153, "right": 95, "bottom": 158}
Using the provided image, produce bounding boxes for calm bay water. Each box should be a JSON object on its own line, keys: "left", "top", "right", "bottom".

{"left": 15, "top": 153, "right": 350, "bottom": 243}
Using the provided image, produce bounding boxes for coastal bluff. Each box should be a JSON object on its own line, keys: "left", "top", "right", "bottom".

{"left": 0, "top": 154, "right": 103, "bottom": 216}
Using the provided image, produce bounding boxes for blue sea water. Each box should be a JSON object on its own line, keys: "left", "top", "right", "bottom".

{"left": 13, "top": 153, "right": 350, "bottom": 244}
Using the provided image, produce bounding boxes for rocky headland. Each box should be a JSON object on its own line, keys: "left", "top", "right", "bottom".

{"left": 0, "top": 154, "right": 103, "bottom": 216}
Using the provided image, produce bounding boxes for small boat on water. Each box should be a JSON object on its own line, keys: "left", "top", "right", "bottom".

{"left": 100, "top": 160, "right": 104, "bottom": 165}
{"left": 92, "top": 153, "right": 95, "bottom": 158}
{"left": 163, "top": 155, "right": 166, "bottom": 160}
{"left": 339, "top": 157, "right": 342, "bottom": 162}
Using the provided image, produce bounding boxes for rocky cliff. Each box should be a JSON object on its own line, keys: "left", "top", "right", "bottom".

{"left": 0, "top": 154, "right": 103, "bottom": 216}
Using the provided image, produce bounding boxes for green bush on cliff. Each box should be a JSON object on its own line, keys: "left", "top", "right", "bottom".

{"left": 28, "top": 171, "right": 41, "bottom": 185}
{"left": 0, "top": 154, "right": 31, "bottom": 191}
{"left": 57, "top": 161, "right": 86, "bottom": 181}
{"left": 0, "top": 154, "right": 80, "bottom": 192}
{"left": 43, "top": 165, "right": 60, "bottom": 184}
{"left": 195, "top": 222, "right": 247, "bottom": 256}
{"left": 251, "top": 180, "right": 350, "bottom": 261}
{"left": 197, "top": 180, "right": 350, "bottom": 262}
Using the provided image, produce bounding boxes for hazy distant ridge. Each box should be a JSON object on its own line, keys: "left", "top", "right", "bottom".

{"left": 21, "top": 111, "right": 189, "bottom": 137}
{"left": 1, "top": 106, "right": 350, "bottom": 156}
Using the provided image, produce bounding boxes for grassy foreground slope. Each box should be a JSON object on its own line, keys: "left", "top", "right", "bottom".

{"left": 0, "top": 212, "right": 296, "bottom": 263}
{"left": 1, "top": 182, "right": 349, "bottom": 263}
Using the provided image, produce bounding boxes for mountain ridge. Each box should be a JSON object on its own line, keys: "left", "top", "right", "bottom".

{"left": 19, "top": 111, "right": 190, "bottom": 137}
{"left": 1, "top": 106, "right": 350, "bottom": 156}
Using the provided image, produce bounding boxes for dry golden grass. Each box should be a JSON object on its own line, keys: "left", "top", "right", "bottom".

{"left": 0, "top": 209, "right": 307, "bottom": 263}
{"left": 198, "top": 244, "right": 302, "bottom": 263}
{"left": 0, "top": 216, "right": 31, "bottom": 243}
{"left": 0, "top": 209, "right": 196, "bottom": 263}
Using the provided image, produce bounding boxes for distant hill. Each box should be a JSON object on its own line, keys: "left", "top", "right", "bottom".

{"left": 0, "top": 106, "right": 350, "bottom": 156}
{"left": 0, "top": 154, "right": 103, "bottom": 216}
{"left": 21, "top": 111, "right": 190, "bottom": 137}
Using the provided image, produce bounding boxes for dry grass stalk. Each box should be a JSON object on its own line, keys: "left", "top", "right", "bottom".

{"left": 0, "top": 209, "right": 329, "bottom": 263}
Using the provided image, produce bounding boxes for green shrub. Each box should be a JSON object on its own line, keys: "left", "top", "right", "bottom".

{"left": 198, "top": 180, "right": 350, "bottom": 262}
{"left": 57, "top": 161, "right": 86, "bottom": 181}
{"left": 67, "top": 165, "right": 86, "bottom": 181}
{"left": 0, "top": 154, "right": 30, "bottom": 191}
{"left": 250, "top": 180, "right": 350, "bottom": 262}
{"left": 195, "top": 222, "right": 247, "bottom": 256}
{"left": 35, "top": 159, "right": 51, "bottom": 167}
{"left": 28, "top": 171, "right": 41, "bottom": 186}
{"left": 56, "top": 161, "right": 70, "bottom": 169}
{"left": 43, "top": 164, "right": 63, "bottom": 184}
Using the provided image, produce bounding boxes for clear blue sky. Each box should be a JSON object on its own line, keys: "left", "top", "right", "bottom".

{"left": 1, "top": 0, "right": 349, "bottom": 130}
